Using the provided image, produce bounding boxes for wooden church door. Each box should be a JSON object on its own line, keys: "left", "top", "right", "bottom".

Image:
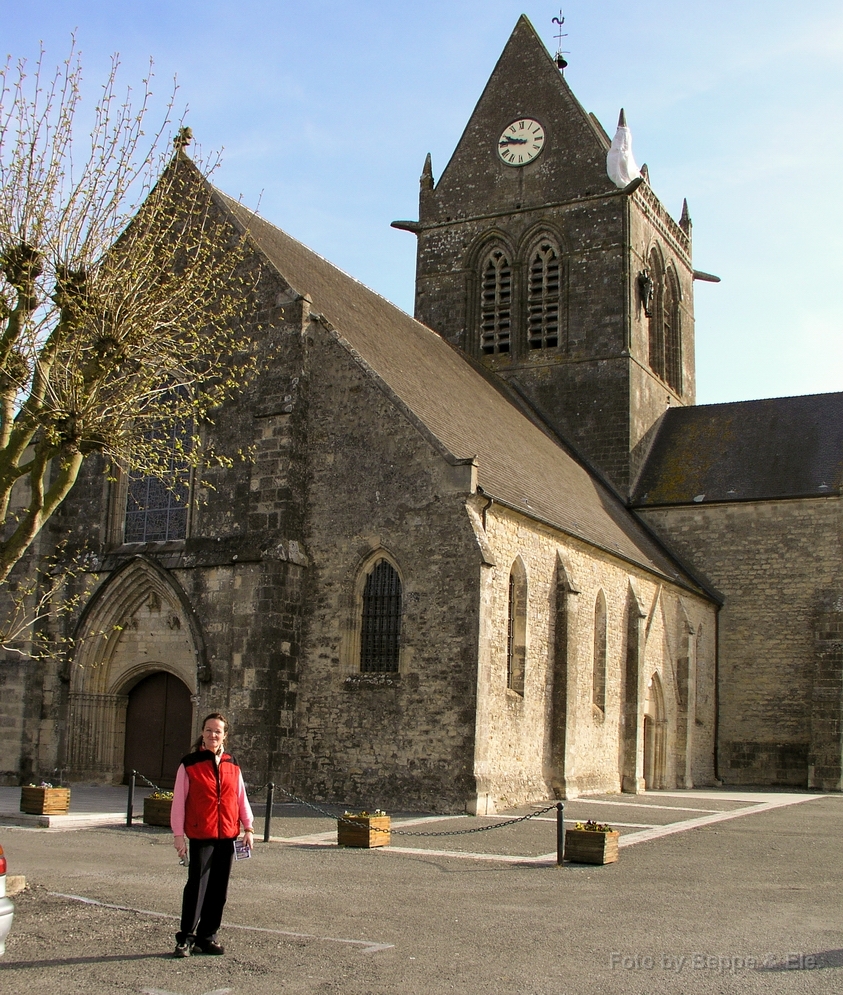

{"left": 123, "top": 672, "right": 192, "bottom": 788}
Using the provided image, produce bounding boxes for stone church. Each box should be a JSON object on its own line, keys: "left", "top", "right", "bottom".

{"left": 3, "top": 16, "right": 841, "bottom": 810}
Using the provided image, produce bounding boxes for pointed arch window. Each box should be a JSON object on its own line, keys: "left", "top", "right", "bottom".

{"left": 646, "top": 249, "right": 683, "bottom": 396}
{"left": 124, "top": 417, "right": 191, "bottom": 543}
{"left": 592, "top": 590, "right": 607, "bottom": 712}
{"left": 480, "top": 249, "right": 512, "bottom": 354}
{"left": 647, "top": 248, "right": 665, "bottom": 381}
{"left": 694, "top": 625, "right": 705, "bottom": 715}
{"left": 506, "top": 559, "right": 527, "bottom": 695}
{"left": 663, "top": 269, "right": 682, "bottom": 395}
{"left": 360, "top": 559, "right": 402, "bottom": 673}
{"left": 527, "top": 240, "right": 560, "bottom": 349}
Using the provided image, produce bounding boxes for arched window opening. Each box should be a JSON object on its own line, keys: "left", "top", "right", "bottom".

{"left": 360, "top": 559, "right": 402, "bottom": 673}
{"left": 663, "top": 271, "right": 682, "bottom": 395}
{"left": 506, "top": 560, "right": 527, "bottom": 695}
{"left": 527, "top": 241, "right": 560, "bottom": 350}
{"left": 480, "top": 249, "right": 512, "bottom": 355}
{"left": 694, "top": 626, "right": 705, "bottom": 717}
{"left": 647, "top": 248, "right": 665, "bottom": 380}
{"left": 592, "top": 590, "right": 607, "bottom": 711}
{"left": 124, "top": 416, "right": 191, "bottom": 543}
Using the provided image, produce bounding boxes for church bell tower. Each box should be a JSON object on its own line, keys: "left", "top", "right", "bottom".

{"left": 393, "top": 15, "right": 697, "bottom": 499}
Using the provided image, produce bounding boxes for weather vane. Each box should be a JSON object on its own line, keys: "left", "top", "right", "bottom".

{"left": 552, "top": 11, "right": 568, "bottom": 71}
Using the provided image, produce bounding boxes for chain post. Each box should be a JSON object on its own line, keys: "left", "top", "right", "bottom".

{"left": 264, "top": 782, "right": 275, "bottom": 842}
{"left": 127, "top": 770, "right": 136, "bottom": 827}
{"left": 556, "top": 801, "right": 565, "bottom": 865}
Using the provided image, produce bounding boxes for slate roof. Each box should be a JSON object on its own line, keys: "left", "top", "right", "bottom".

{"left": 633, "top": 393, "right": 843, "bottom": 506}
{"left": 216, "top": 191, "right": 707, "bottom": 593}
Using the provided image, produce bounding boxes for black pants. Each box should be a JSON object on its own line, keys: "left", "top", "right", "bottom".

{"left": 177, "top": 838, "right": 234, "bottom": 943}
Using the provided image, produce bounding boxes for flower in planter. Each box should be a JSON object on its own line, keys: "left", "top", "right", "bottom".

{"left": 342, "top": 809, "right": 387, "bottom": 818}
{"left": 573, "top": 819, "right": 614, "bottom": 832}
{"left": 148, "top": 790, "right": 174, "bottom": 801}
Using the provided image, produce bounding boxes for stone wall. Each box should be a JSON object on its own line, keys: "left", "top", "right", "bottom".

{"left": 5, "top": 230, "right": 311, "bottom": 791}
{"left": 472, "top": 503, "right": 717, "bottom": 812}
{"left": 289, "top": 316, "right": 483, "bottom": 812}
{"left": 637, "top": 496, "right": 842, "bottom": 787}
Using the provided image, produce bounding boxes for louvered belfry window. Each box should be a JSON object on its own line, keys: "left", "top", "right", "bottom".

{"left": 663, "top": 273, "right": 682, "bottom": 395}
{"left": 527, "top": 242, "right": 560, "bottom": 349}
{"left": 480, "top": 249, "right": 512, "bottom": 354}
{"left": 647, "top": 249, "right": 666, "bottom": 381}
{"left": 360, "top": 559, "right": 402, "bottom": 673}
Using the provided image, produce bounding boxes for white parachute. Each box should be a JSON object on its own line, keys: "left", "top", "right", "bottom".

{"left": 606, "top": 109, "right": 641, "bottom": 188}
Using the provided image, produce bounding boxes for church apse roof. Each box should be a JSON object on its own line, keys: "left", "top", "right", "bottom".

{"left": 633, "top": 393, "right": 843, "bottom": 506}
{"left": 217, "top": 191, "right": 707, "bottom": 594}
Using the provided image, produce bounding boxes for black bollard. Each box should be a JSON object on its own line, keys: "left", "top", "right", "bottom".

{"left": 127, "top": 770, "right": 136, "bottom": 827}
{"left": 556, "top": 801, "right": 565, "bottom": 865}
{"left": 264, "top": 782, "right": 275, "bottom": 842}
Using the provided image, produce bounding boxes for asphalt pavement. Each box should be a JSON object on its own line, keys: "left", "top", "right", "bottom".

{"left": 0, "top": 787, "right": 841, "bottom": 994}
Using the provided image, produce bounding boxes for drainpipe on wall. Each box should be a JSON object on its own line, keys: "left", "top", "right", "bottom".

{"left": 476, "top": 486, "right": 493, "bottom": 530}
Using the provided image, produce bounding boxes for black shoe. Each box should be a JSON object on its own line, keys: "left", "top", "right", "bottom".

{"left": 195, "top": 938, "right": 225, "bottom": 955}
{"left": 173, "top": 939, "right": 192, "bottom": 957}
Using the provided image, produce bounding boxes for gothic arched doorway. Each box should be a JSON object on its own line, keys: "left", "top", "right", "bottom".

{"left": 65, "top": 557, "right": 203, "bottom": 783}
{"left": 123, "top": 671, "right": 192, "bottom": 787}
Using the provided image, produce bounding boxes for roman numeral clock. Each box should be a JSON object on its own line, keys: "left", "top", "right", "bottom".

{"left": 497, "top": 117, "right": 545, "bottom": 165}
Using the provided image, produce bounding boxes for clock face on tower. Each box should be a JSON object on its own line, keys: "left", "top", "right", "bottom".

{"left": 497, "top": 118, "right": 545, "bottom": 166}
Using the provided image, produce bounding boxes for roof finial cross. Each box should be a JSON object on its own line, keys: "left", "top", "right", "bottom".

{"left": 552, "top": 11, "right": 568, "bottom": 72}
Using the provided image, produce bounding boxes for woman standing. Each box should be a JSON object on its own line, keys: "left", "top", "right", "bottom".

{"left": 171, "top": 711, "right": 254, "bottom": 957}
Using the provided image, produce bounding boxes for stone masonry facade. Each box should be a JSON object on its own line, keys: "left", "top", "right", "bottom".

{"left": 471, "top": 504, "right": 715, "bottom": 811}
{"left": 638, "top": 496, "right": 843, "bottom": 789}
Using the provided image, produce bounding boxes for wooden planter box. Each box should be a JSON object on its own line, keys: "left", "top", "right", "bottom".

{"left": 337, "top": 815, "right": 391, "bottom": 848}
{"left": 143, "top": 797, "right": 174, "bottom": 827}
{"left": 20, "top": 786, "right": 71, "bottom": 815}
{"left": 564, "top": 829, "right": 619, "bottom": 865}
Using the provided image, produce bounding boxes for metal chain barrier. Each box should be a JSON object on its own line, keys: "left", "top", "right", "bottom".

{"left": 124, "top": 775, "right": 568, "bottom": 864}
{"left": 125, "top": 769, "right": 167, "bottom": 826}
{"left": 391, "top": 803, "right": 558, "bottom": 837}
{"left": 269, "top": 784, "right": 558, "bottom": 837}
{"left": 133, "top": 770, "right": 165, "bottom": 793}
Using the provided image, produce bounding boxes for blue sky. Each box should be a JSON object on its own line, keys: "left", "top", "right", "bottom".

{"left": 4, "top": 0, "right": 842, "bottom": 404}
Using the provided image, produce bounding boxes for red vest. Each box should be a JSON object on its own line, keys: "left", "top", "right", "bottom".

{"left": 182, "top": 750, "right": 241, "bottom": 840}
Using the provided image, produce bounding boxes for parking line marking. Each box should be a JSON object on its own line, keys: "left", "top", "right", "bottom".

{"left": 141, "top": 989, "right": 233, "bottom": 995}
{"left": 508, "top": 817, "right": 657, "bottom": 828}
{"left": 384, "top": 845, "right": 541, "bottom": 864}
{"left": 569, "top": 799, "right": 721, "bottom": 813}
{"left": 616, "top": 792, "right": 824, "bottom": 847}
{"left": 379, "top": 794, "right": 826, "bottom": 866}
{"left": 49, "top": 893, "right": 394, "bottom": 954}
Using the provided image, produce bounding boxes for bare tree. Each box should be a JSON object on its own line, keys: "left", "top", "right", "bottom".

{"left": 0, "top": 41, "right": 257, "bottom": 618}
